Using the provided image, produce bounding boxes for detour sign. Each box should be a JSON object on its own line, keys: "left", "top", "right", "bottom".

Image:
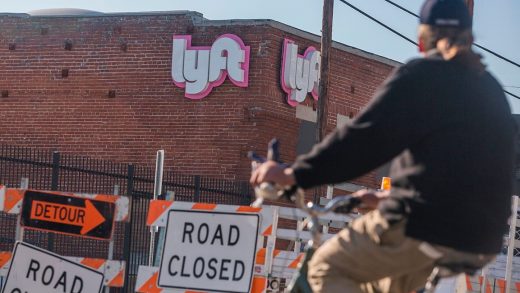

{"left": 21, "top": 190, "right": 115, "bottom": 240}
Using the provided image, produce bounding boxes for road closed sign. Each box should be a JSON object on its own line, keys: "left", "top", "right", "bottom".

{"left": 20, "top": 190, "right": 116, "bottom": 240}
{"left": 1, "top": 242, "right": 104, "bottom": 293}
{"left": 158, "top": 209, "right": 259, "bottom": 293}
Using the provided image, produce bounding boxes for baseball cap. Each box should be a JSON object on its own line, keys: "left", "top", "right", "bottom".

{"left": 420, "top": 0, "right": 472, "bottom": 29}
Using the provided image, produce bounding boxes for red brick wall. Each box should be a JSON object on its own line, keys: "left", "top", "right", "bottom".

{"left": 0, "top": 12, "right": 395, "bottom": 188}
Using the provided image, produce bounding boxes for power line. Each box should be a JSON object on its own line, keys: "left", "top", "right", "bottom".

{"left": 337, "top": 0, "right": 417, "bottom": 46}
{"left": 381, "top": 0, "right": 520, "bottom": 69}
{"left": 505, "top": 90, "right": 520, "bottom": 100}
{"left": 382, "top": 0, "right": 419, "bottom": 17}
{"left": 473, "top": 44, "right": 520, "bottom": 68}
{"left": 336, "top": 0, "right": 520, "bottom": 100}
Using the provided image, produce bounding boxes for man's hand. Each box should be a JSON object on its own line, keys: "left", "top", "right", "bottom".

{"left": 250, "top": 160, "right": 296, "bottom": 187}
{"left": 352, "top": 189, "right": 390, "bottom": 214}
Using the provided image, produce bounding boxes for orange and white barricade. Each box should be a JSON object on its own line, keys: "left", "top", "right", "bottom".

{"left": 0, "top": 187, "right": 130, "bottom": 222}
{"left": 136, "top": 200, "right": 276, "bottom": 293}
{"left": 259, "top": 205, "right": 357, "bottom": 292}
{"left": 0, "top": 187, "right": 129, "bottom": 288}
{"left": 256, "top": 248, "right": 304, "bottom": 281}
{"left": 464, "top": 274, "right": 519, "bottom": 293}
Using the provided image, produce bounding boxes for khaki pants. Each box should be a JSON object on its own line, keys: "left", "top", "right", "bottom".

{"left": 307, "top": 210, "right": 494, "bottom": 293}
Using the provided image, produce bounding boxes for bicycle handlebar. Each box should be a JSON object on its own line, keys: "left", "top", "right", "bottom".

{"left": 289, "top": 188, "right": 361, "bottom": 217}
{"left": 317, "top": 195, "right": 362, "bottom": 215}
{"left": 249, "top": 138, "right": 361, "bottom": 216}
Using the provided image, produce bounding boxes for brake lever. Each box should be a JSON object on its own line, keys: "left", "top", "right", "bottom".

{"left": 250, "top": 138, "right": 295, "bottom": 207}
{"left": 248, "top": 151, "right": 266, "bottom": 163}
{"left": 248, "top": 138, "right": 281, "bottom": 163}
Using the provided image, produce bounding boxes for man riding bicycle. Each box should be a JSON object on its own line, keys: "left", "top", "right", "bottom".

{"left": 250, "top": 0, "right": 517, "bottom": 292}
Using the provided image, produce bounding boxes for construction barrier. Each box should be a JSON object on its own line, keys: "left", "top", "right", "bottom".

{"left": 465, "top": 275, "right": 514, "bottom": 293}
{"left": 0, "top": 186, "right": 130, "bottom": 222}
{"left": 0, "top": 186, "right": 129, "bottom": 288}
{"left": 136, "top": 200, "right": 276, "bottom": 293}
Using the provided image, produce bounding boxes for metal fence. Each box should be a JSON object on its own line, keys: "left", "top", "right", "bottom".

{"left": 0, "top": 144, "right": 253, "bottom": 292}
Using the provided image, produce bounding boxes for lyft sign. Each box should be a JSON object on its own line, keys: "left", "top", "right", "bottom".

{"left": 172, "top": 34, "right": 250, "bottom": 99}
{"left": 281, "top": 39, "right": 321, "bottom": 106}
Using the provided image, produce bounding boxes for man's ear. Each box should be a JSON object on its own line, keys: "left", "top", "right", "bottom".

{"left": 418, "top": 38, "right": 426, "bottom": 53}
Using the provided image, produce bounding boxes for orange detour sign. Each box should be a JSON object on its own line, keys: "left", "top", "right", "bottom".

{"left": 21, "top": 190, "right": 116, "bottom": 240}
{"left": 30, "top": 199, "right": 106, "bottom": 235}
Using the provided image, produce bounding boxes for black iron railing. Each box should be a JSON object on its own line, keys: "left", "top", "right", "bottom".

{"left": 0, "top": 144, "right": 253, "bottom": 292}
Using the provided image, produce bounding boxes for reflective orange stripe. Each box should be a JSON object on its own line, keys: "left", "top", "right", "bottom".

{"left": 288, "top": 254, "right": 303, "bottom": 269}
{"left": 107, "top": 269, "right": 125, "bottom": 287}
{"left": 5, "top": 189, "right": 24, "bottom": 211}
{"left": 251, "top": 276, "right": 267, "bottom": 293}
{"left": 515, "top": 282, "right": 520, "bottom": 293}
{"left": 146, "top": 200, "right": 173, "bottom": 226}
{"left": 137, "top": 272, "right": 161, "bottom": 293}
{"left": 236, "top": 206, "right": 261, "bottom": 213}
{"left": 191, "top": 203, "right": 217, "bottom": 210}
{"left": 94, "top": 194, "right": 119, "bottom": 203}
{"left": 262, "top": 225, "right": 272, "bottom": 236}
{"left": 80, "top": 258, "right": 105, "bottom": 269}
{"left": 496, "top": 279, "right": 506, "bottom": 293}
{"left": 478, "top": 276, "right": 492, "bottom": 293}
{"left": 466, "top": 275, "right": 473, "bottom": 291}
{"left": 256, "top": 248, "right": 267, "bottom": 265}
{"left": 0, "top": 252, "right": 11, "bottom": 268}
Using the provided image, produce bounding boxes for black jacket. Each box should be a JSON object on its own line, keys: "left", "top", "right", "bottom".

{"left": 292, "top": 52, "right": 516, "bottom": 254}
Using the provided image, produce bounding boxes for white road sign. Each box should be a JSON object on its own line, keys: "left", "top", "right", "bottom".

{"left": 2, "top": 242, "right": 104, "bottom": 293}
{"left": 158, "top": 209, "right": 259, "bottom": 293}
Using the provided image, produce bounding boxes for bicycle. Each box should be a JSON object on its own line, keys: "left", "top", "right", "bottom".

{"left": 249, "top": 139, "right": 481, "bottom": 293}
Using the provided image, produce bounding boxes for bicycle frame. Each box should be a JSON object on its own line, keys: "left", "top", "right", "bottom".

{"left": 286, "top": 190, "right": 361, "bottom": 293}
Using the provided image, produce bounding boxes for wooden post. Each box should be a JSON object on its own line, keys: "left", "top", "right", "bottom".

{"left": 316, "top": 0, "right": 334, "bottom": 143}
{"left": 505, "top": 196, "right": 518, "bottom": 293}
{"left": 464, "top": 0, "right": 474, "bottom": 19}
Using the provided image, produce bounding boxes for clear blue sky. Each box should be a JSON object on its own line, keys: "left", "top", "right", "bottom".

{"left": 3, "top": 0, "right": 519, "bottom": 112}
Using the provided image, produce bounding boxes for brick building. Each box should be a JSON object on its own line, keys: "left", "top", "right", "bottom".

{"left": 0, "top": 9, "right": 399, "bottom": 189}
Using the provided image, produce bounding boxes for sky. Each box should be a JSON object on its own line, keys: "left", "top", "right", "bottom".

{"left": 2, "top": 0, "right": 519, "bottom": 112}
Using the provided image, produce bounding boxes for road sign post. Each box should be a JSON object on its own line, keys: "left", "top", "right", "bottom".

{"left": 20, "top": 190, "right": 116, "bottom": 240}
{"left": 1, "top": 242, "right": 104, "bottom": 293}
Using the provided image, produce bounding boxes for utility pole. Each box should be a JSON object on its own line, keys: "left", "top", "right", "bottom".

{"left": 316, "top": 0, "right": 334, "bottom": 143}
{"left": 464, "top": 0, "right": 474, "bottom": 18}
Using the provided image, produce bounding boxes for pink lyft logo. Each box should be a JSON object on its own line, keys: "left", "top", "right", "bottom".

{"left": 281, "top": 39, "right": 321, "bottom": 107}
{"left": 172, "top": 34, "right": 251, "bottom": 99}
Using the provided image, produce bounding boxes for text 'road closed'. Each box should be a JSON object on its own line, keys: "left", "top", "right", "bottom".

{"left": 158, "top": 210, "right": 259, "bottom": 293}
